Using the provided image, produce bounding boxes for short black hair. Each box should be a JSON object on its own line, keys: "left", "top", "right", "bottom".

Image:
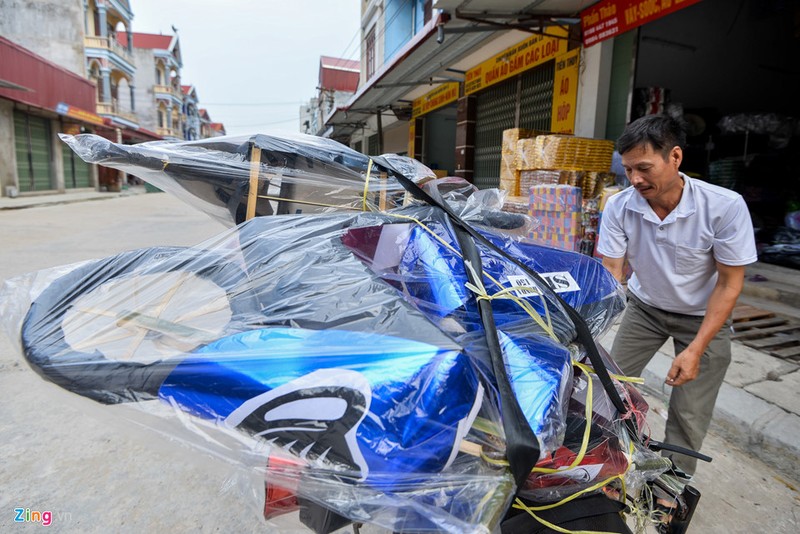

{"left": 617, "top": 114, "right": 686, "bottom": 157}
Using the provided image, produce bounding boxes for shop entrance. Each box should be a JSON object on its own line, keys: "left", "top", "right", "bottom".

{"left": 631, "top": 0, "right": 800, "bottom": 268}
{"left": 473, "top": 61, "right": 554, "bottom": 190}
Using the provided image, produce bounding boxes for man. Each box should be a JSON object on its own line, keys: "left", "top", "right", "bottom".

{"left": 596, "top": 114, "right": 757, "bottom": 475}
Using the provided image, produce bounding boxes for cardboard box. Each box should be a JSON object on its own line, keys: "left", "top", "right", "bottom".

{"left": 528, "top": 184, "right": 583, "bottom": 252}
{"left": 517, "top": 135, "right": 615, "bottom": 172}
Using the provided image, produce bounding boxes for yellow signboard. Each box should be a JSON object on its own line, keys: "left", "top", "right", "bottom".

{"left": 411, "top": 82, "right": 460, "bottom": 119}
{"left": 465, "top": 27, "right": 569, "bottom": 95}
{"left": 550, "top": 48, "right": 580, "bottom": 134}
{"left": 408, "top": 119, "right": 415, "bottom": 158}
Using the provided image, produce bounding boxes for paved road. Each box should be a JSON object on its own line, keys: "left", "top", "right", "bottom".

{"left": 1, "top": 193, "right": 798, "bottom": 533}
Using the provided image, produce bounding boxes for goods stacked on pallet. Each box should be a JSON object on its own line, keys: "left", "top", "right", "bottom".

{"left": 500, "top": 130, "right": 616, "bottom": 255}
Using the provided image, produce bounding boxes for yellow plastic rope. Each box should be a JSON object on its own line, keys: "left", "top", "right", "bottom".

{"left": 362, "top": 158, "right": 374, "bottom": 212}
{"left": 578, "top": 363, "right": 645, "bottom": 385}
{"left": 529, "top": 358, "right": 595, "bottom": 474}
{"left": 466, "top": 278, "right": 558, "bottom": 342}
{"left": 492, "top": 357, "right": 638, "bottom": 534}
{"left": 479, "top": 448, "right": 510, "bottom": 467}
{"left": 255, "top": 194, "right": 360, "bottom": 211}
{"left": 385, "top": 213, "right": 556, "bottom": 337}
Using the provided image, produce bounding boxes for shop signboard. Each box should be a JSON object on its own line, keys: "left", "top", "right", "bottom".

{"left": 550, "top": 49, "right": 580, "bottom": 134}
{"left": 581, "top": 0, "right": 702, "bottom": 47}
{"left": 56, "top": 102, "right": 105, "bottom": 127}
{"left": 464, "top": 27, "right": 569, "bottom": 96}
{"left": 408, "top": 119, "right": 415, "bottom": 158}
{"left": 411, "top": 82, "right": 460, "bottom": 119}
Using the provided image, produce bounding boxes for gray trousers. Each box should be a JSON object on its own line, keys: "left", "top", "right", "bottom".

{"left": 610, "top": 293, "right": 732, "bottom": 474}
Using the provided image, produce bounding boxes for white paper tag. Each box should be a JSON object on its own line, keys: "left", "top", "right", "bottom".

{"left": 506, "top": 272, "right": 581, "bottom": 297}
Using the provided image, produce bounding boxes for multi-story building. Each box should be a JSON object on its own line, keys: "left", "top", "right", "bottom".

{"left": 120, "top": 31, "right": 184, "bottom": 140}
{"left": 84, "top": 0, "right": 139, "bottom": 131}
{"left": 182, "top": 85, "right": 200, "bottom": 141}
{"left": 301, "top": 56, "right": 360, "bottom": 140}
{"left": 0, "top": 36, "right": 103, "bottom": 196}
{"left": 0, "top": 0, "right": 224, "bottom": 198}
{"left": 199, "top": 109, "right": 226, "bottom": 138}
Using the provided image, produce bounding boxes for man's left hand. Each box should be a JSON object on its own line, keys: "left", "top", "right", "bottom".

{"left": 666, "top": 348, "right": 703, "bottom": 386}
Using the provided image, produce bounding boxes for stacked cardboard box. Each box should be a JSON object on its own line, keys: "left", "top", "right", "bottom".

{"left": 499, "top": 128, "right": 550, "bottom": 198}
{"left": 528, "top": 185, "right": 583, "bottom": 252}
{"left": 517, "top": 135, "right": 614, "bottom": 173}
{"left": 519, "top": 170, "right": 616, "bottom": 198}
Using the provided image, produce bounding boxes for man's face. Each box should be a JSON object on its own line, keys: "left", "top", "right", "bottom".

{"left": 621, "top": 143, "right": 683, "bottom": 201}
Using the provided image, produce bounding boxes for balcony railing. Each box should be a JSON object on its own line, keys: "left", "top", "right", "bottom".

{"left": 156, "top": 127, "right": 182, "bottom": 138}
{"left": 154, "top": 85, "right": 176, "bottom": 98}
{"left": 84, "top": 35, "right": 133, "bottom": 63}
{"left": 96, "top": 100, "right": 137, "bottom": 124}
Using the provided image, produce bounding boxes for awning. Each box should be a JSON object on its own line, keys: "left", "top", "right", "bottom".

{"left": 324, "top": 12, "right": 515, "bottom": 141}
{"left": 325, "top": 1, "right": 599, "bottom": 141}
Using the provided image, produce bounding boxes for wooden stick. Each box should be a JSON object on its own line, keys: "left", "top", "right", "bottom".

{"left": 379, "top": 172, "right": 387, "bottom": 211}
{"left": 246, "top": 146, "right": 262, "bottom": 220}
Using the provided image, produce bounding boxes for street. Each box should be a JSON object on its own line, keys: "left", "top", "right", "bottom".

{"left": 1, "top": 192, "right": 798, "bottom": 533}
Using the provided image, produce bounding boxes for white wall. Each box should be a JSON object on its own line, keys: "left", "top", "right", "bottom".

{"left": 0, "top": 0, "right": 87, "bottom": 76}
{"left": 132, "top": 48, "right": 157, "bottom": 131}
{"left": 574, "top": 39, "right": 614, "bottom": 139}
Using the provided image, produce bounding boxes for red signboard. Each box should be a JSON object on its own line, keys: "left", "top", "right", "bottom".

{"left": 581, "top": 0, "right": 703, "bottom": 47}
{"left": 0, "top": 36, "right": 97, "bottom": 113}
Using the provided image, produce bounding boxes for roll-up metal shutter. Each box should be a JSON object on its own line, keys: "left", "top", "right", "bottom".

{"left": 473, "top": 61, "right": 555, "bottom": 190}
{"left": 14, "top": 111, "right": 54, "bottom": 192}
{"left": 519, "top": 61, "right": 555, "bottom": 132}
{"left": 474, "top": 78, "right": 516, "bottom": 190}
{"left": 63, "top": 145, "right": 92, "bottom": 189}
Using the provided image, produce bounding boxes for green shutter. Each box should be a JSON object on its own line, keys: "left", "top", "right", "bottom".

{"left": 14, "top": 111, "right": 53, "bottom": 192}
{"left": 63, "top": 147, "right": 92, "bottom": 188}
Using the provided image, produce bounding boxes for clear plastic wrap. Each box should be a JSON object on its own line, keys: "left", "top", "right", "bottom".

{"left": 59, "top": 132, "right": 434, "bottom": 227}
{"left": 717, "top": 113, "right": 797, "bottom": 150}
{"left": 2, "top": 203, "right": 635, "bottom": 530}
{"left": 0, "top": 131, "right": 688, "bottom": 533}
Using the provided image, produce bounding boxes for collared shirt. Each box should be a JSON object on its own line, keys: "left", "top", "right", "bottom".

{"left": 596, "top": 174, "right": 757, "bottom": 315}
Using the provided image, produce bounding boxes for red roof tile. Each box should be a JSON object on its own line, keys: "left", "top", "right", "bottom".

{"left": 320, "top": 56, "right": 359, "bottom": 72}
{"left": 319, "top": 55, "right": 359, "bottom": 92}
{"left": 118, "top": 32, "right": 174, "bottom": 50}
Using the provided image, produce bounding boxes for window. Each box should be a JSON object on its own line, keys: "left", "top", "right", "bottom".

{"left": 366, "top": 26, "right": 376, "bottom": 80}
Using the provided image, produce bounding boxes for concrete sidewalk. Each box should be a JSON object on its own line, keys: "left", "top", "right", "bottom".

{"left": 598, "top": 319, "right": 800, "bottom": 483}
{"left": 0, "top": 185, "right": 148, "bottom": 210}
{"left": 3, "top": 188, "right": 799, "bottom": 484}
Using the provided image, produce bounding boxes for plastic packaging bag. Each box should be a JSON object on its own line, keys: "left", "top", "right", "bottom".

{"left": 0, "top": 131, "right": 676, "bottom": 533}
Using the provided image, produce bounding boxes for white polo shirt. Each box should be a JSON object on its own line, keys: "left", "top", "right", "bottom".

{"left": 596, "top": 174, "right": 757, "bottom": 316}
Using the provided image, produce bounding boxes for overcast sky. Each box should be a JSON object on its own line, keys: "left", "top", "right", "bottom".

{"left": 130, "top": 0, "right": 362, "bottom": 136}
